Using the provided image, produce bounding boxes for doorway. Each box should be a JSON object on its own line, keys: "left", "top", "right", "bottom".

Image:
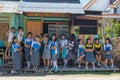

{"left": 26, "top": 21, "right": 43, "bottom": 37}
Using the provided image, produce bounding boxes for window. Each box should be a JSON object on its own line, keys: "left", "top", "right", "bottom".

{"left": 79, "top": 26, "right": 97, "bottom": 34}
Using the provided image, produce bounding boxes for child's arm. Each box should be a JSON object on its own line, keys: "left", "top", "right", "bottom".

{"left": 16, "top": 48, "right": 22, "bottom": 51}
{"left": 30, "top": 47, "right": 32, "bottom": 56}
{"left": 30, "top": 42, "right": 33, "bottom": 55}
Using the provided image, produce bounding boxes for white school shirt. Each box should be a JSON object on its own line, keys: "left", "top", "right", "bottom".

{"left": 59, "top": 39, "right": 68, "bottom": 48}
{"left": 104, "top": 44, "right": 112, "bottom": 51}
{"left": 49, "top": 40, "right": 58, "bottom": 54}
{"left": 8, "top": 32, "right": 14, "bottom": 42}
{"left": 17, "top": 31, "right": 24, "bottom": 42}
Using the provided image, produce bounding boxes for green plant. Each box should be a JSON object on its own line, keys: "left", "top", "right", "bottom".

{"left": 114, "top": 22, "right": 120, "bottom": 37}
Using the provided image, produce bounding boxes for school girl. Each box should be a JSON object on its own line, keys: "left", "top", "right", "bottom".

{"left": 59, "top": 34, "right": 68, "bottom": 68}
{"left": 5, "top": 27, "right": 15, "bottom": 59}
{"left": 17, "top": 26, "right": 24, "bottom": 44}
{"left": 11, "top": 36, "right": 22, "bottom": 74}
{"left": 43, "top": 34, "right": 51, "bottom": 69}
{"left": 49, "top": 34, "right": 59, "bottom": 72}
{"left": 84, "top": 38, "right": 95, "bottom": 70}
{"left": 94, "top": 38, "right": 102, "bottom": 66}
{"left": 24, "top": 32, "right": 33, "bottom": 69}
{"left": 104, "top": 38, "right": 114, "bottom": 68}
{"left": 77, "top": 39, "right": 85, "bottom": 68}
{"left": 30, "top": 35, "right": 41, "bottom": 70}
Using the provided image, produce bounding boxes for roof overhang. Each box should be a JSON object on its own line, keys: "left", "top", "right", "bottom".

{"left": 18, "top": 2, "right": 84, "bottom": 14}
{"left": 102, "top": 14, "right": 120, "bottom": 18}
{"left": 0, "top": 1, "right": 22, "bottom": 13}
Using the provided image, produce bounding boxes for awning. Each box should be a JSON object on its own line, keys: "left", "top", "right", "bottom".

{"left": 102, "top": 14, "right": 120, "bottom": 18}
{"left": 0, "top": 1, "right": 21, "bottom": 13}
{"left": 18, "top": 2, "right": 84, "bottom": 14}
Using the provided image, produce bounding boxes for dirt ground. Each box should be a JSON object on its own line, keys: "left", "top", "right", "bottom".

{"left": 0, "top": 72, "right": 120, "bottom": 80}
{"left": 0, "top": 74, "right": 120, "bottom": 80}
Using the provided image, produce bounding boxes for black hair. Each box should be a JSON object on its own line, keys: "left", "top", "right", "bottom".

{"left": 44, "top": 34, "right": 49, "bottom": 38}
{"left": 70, "top": 34, "right": 76, "bottom": 41}
{"left": 51, "top": 34, "right": 57, "bottom": 41}
{"left": 27, "top": 32, "right": 32, "bottom": 35}
{"left": 41, "top": 33, "right": 44, "bottom": 36}
{"left": 11, "top": 27, "right": 15, "bottom": 30}
{"left": 27, "top": 32, "right": 32, "bottom": 37}
{"left": 105, "top": 38, "right": 112, "bottom": 44}
{"left": 18, "top": 26, "right": 23, "bottom": 30}
{"left": 86, "top": 38, "right": 91, "bottom": 44}
{"left": 77, "top": 39, "right": 82, "bottom": 43}
{"left": 94, "top": 38, "right": 99, "bottom": 43}
{"left": 61, "top": 34, "right": 65, "bottom": 37}
{"left": 35, "top": 35, "right": 40, "bottom": 38}
{"left": 12, "top": 36, "right": 17, "bottom": 44}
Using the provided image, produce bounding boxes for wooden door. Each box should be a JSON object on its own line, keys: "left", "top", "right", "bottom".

{"left": 26, "top": 21, "right": 43, "bottom": 37}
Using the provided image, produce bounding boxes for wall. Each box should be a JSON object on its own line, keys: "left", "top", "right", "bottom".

{"left": 0, "top": 13, "right": 25, "bottom": 47}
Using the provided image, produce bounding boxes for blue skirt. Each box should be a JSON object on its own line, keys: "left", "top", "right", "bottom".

{"left": 61, "top": 48, "right": 68, "bottom": 59}
{"left": 30, "top": 49, "right": 40, "bottom": 66}
{"left": 24, "top": 47, "right": 30, "bottom": 61}
{"left": 13, "top": 51, "right": 22, "bottom": 70}
{"left": 85, "top": 52, "right": 95, "bottom": 62}
{"left": 51, "top": 54, "right": 57, "bottom": 61}
{"left": 77, "top": 52, "right": 85, "bottom": 58}
{"left": 105, "top": 54, "right": 112, "bottom": 60}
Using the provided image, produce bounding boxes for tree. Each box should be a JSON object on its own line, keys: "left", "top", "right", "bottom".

{"left": 114, "top": 22, "right": 120, "bottom": 37}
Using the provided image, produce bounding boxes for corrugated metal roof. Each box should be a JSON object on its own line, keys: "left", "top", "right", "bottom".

{"left": 18, "top": 2, "right": 84, "bottom": 14}
{"left": 0, "top": 0, "right": 20, "bottom": 1}
{"left": 0, "top": 1, "right": 21, "bottom": 13}
{"left": 22, "top": 0, "right": 80, "bottom": 3}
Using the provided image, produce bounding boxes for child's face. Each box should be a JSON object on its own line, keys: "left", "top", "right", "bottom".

{"left": 105, "top": 39, "right": 109, "bottom": 44}
{"left": 52, "top": 36, "right": 56, "bottom": 40}
{"left": 19, "top": 29, "right": 23, "bottom": 32}
{"left": 88, "top": 40, "right": 91, "bottom": 44}
{"left": 14, "top": 38, "right": 18, "bottom": 43}
{"left": 35, "top": 37, "right": 39, "bottom": 42}
{"left": 79, "top": 40, "right": 82, "bottom": 44}
{"left": 44, "top": 36, "right": 48, "bottom": 40}
{"left": 28, "top": 34, "right": 32, "bottom": 38}
{"left": 61, "top": 35, "right": 65, "bottom": 39}
{"left": 95, "top": 40, "right": 99, "bottom": 44}
{"left": 11, "top": 29, "right": 15, "bottom": 33}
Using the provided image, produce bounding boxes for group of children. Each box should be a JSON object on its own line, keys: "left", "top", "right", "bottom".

{"left": 5, "top": 27, "right": 114, "bottom": 74}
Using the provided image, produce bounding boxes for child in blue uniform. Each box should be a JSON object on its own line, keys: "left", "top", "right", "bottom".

{"left": 104, "top": 38, "right": 114, "bottom": 68}
{"left": 50, "top": 34, "right": 59, "bottom": 72}
{"left": 24, "top": 32, "right": 33, "bottom": 69}
{"left": 30, "top": 35, "right": 41, "bottom": 70}
{"left": 59, "top": 34, "right": 68, "bottom": 68}
{"left": 11, "top": 36, "right": 22, "bottom": 74}
{"left": 43, "top": 34, "right": 51, "bottom": 69}
{"left": 77, "top": 39, "right": 85, "bottom": 68}
{"left": 84, "top": 38, "right": 95, "bottom": 70}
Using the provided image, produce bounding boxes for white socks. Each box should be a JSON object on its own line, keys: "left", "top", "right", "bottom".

{"left": 27, "top": 61, "right": 30, "bottom": 69}
{"left": 64, "top": 60, "right": 68, "bottom": 67}
{"left": 51, "top": 60, "right": 53, "bottom": 66}
{"left": 53, "top": 61, "right": 58, "bottom": 69}
{"left": 78, "top": 63, "right": 81, "bottom": 68}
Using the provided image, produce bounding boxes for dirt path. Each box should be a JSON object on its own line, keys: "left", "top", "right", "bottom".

{"left": 0, "top": 74, "right": 120, "bottom": 80}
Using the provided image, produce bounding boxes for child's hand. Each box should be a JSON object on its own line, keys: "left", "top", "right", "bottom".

{"left": 54, "top": 46, "right": 57, "bottom": 49}
{"left": 30, "top": 51, "right": 32, "bottom": 56}
{"left": 106, "top": 52, "right": 110, "bottom": 55}
{"left": 20, "top": 33, "right": 23, "bottom": 37}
